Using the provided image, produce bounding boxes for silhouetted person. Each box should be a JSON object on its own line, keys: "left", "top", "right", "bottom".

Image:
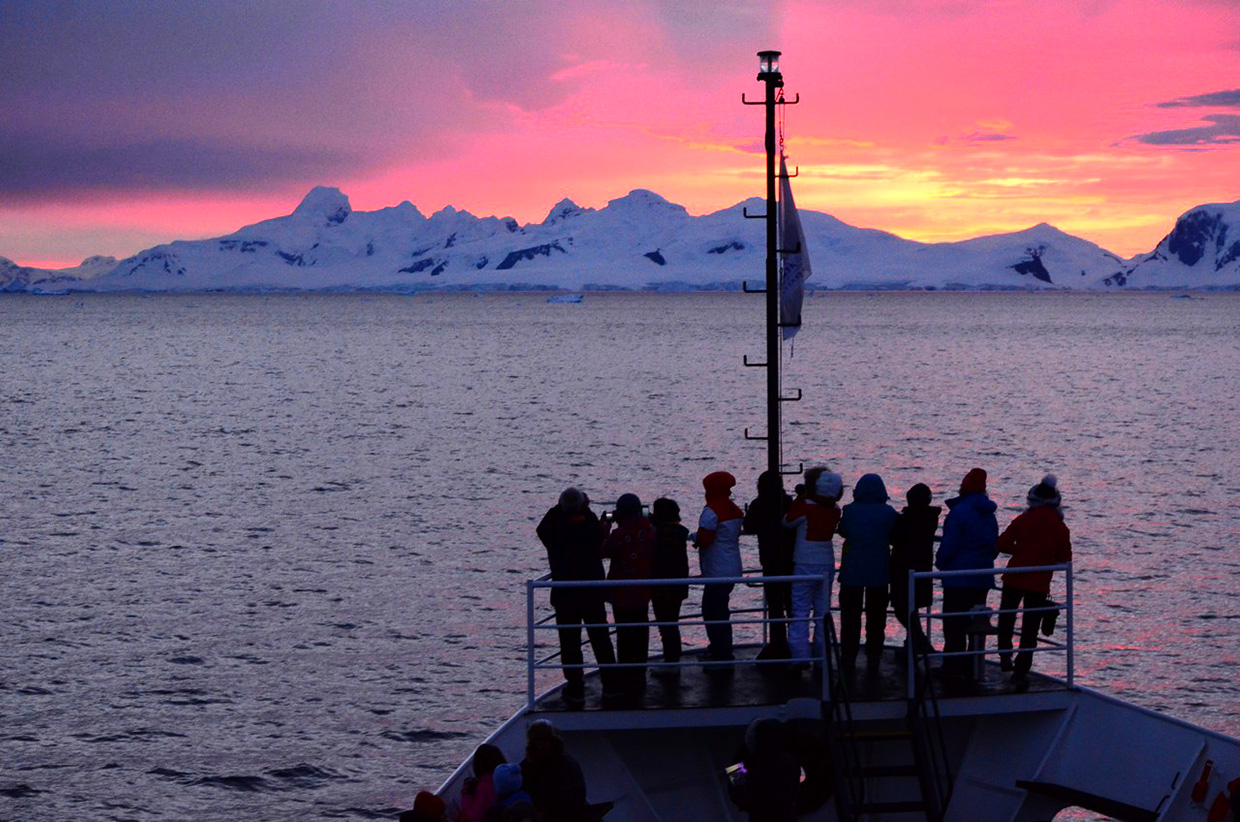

{"left": 730, "top": 719, "right": 800, "bottom": 822}
{"left": 889, "top": 483, "right": 940, "bottom": 657}
{"left": 744, "top": 471, "right": 795, "bottom": 659}
{"left": 650, "top": 497, "right": 689, "bottom": 673}
{"left": 537, "top": 487, "right": 617, "bottom": 705}
{"left": 460, "top": 744, "right": 507, "bottom": 822}
{"left": 997, "top": 474, "right": 1072, "bottom": 684}
{"left": 401, "top": 790, "right": 447, "bottom": 822}
{"left": 521, "top": 720, "right": 612, "bottom": 822}
{"left": 935, "top": 468, "right": 999, "bottom": 678}
{"left": 601, "top": 493, "right": 655, "bottom": 697}
{"left": 487, "top": 764, "right": 534, "bottom": 822}
{"left": 837, "top": 473, "right": 899, "bottom": 667}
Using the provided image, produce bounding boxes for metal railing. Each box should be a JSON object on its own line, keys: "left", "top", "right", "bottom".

{"left": 525, "top": 570, "right": 833, "bottom": 708}
{"left": 523, "top": 562, "right": 1074, "bottom": 708}
{"left": 907, "top": 563, "right": 1074, "bottom": 698}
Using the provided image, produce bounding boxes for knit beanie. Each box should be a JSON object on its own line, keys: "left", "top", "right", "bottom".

{"left": 493, "top": 763, "right": 523, "bottom": 800}
{"left": 815, "top": 471, "right": 844, "bottom": 500}
{"left": 1027, "top": 474, "right": 1062, "bottom": 508}
{"left": 960, "top": 468, "right": 987, "bottom": 496}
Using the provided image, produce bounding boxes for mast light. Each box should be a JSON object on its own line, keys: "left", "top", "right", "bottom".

{"left": 757, "top": 50, "right": 781, "bottom": 79}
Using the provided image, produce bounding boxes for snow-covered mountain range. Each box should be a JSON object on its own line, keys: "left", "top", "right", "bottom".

{"left": 3, "top": 188, "right": 1238, "bottom": 293}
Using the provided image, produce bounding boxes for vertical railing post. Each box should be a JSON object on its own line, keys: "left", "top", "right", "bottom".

{"left": 821, "top": 566, "right": 831, "bottom": 704}
{"left": 1065, "top": 563, "right": 1074, "bottom": 688}
{"left": 526, "top": 579, "right": 537, "bottom": 711}
{"left": 907, "top": 569, "right": 916, "bottom": 699}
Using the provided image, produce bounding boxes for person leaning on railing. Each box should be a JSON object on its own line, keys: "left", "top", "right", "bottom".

{"left": 888, "top": 482, "right": 940, "bottom": 656}
{"left": 783, "top": 466, "right": 843, "bottom": 672}
{"left": 996, "top": 474, "right": 1073, "bottom": 685}
{"left": 600, "top": 493, "right": 656, "bottom": 698}
{"left": 649, "top": 497, "right": 690, "bottom": 674}
{"left": 934, "top": 468, "right": 999, "bottom": 679}
{"left": 695, "top": 471, "right": 745, "bottom": 665}
{"left": 743, "top": 471, "right": 795, "bottom": 660}
{"left": 536, "top": 487, "right": 618, "bottom": 705}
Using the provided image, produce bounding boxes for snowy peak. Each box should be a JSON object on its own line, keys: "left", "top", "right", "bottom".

{"left": 292, "top": 186, "right": 352, "bottom": 225}
{"left": 1104, "top": 199, "right": 1240, "bottom": 288}
{"left": 605, "top": 189, "right": 689, "bottom": 218}
{"left": 1164, "top": 203, "right": 1240, "bottom": 269}
{"left": 542, "top": 198, "right": 593, "bottom": 226}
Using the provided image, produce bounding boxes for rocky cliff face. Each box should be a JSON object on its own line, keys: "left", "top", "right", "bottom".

{"left": 1104, "top": 201, "right": 1240, "bottom": 288}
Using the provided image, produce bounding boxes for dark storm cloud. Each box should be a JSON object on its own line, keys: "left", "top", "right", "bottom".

{"left": 1131, "top": 114, "right": 1240, "bottom": 147}
{"left": 1154, "top": 89, "right": 1240, "bottom": 108}
{"left": 0, "top": 1, "right": 607, "bottom": 200}
{"left": 0, "top": 135, "right": 358, "bottom": 199}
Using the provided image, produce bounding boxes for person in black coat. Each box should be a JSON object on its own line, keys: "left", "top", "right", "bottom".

{"left": 743, "top": 471, "right": 795, "bottom": 659}
{"left": 649, "top": 497, "right": 689, "bottom": 672}
{"left": 521, "top": 720, "right": 612, "bottom": 822}
{"left": 536, "top": 488, "right": 617, "bottom": 704}
{"left": 889, "top": 483, "right": 940, "bottom": 656}
{"left": 729, "top": 719, "right": 800, "bottom": 822}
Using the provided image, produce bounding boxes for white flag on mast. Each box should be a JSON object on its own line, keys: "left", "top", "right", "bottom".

{"left": 778, "top": 154, "right": 812, "bottom": 341}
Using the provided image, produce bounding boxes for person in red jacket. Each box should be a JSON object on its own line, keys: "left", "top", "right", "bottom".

{"left": 996, "top": 474, "right": 1072, "bottom": 683}
{"left": 602, "top": 493, "right": 656, "bottom": 696}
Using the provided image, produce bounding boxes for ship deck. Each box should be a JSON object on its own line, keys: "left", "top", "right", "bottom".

{"left": 531, "top": 643, "right": 1070, "bottom": 727}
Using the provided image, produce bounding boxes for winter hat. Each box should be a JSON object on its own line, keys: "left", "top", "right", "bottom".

{"left": 960, "top": 468, "right": 987, "bottom": 496}
{"left": 703, "top": 471, "right": 737, "bottom": 496}
{"left": 1027, "top": 474, "right": 1062, "bottom": 508}
{"left": 615, "top": 493, "right": 643, "bottom": 519}
{"left": 815, "top": 471, "right": 844, "bottom": 500}
{"left": 558, "top": 487, "right": 585, "bottom": 512}
{"left": 652, "top": 497, "right": 680, "bottom": 523}
{"left": 413, "top": 790, "right": 445, "bottom": 816}
{"left": 492, "top": 763, "right": 523, "bottom": 800}
{"left": 906, "top": 483, "right": 932, "bottom": 508}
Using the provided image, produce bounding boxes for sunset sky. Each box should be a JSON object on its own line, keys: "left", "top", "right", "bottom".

{"left": 3, "top": 0, "right": 1239, "bottom": 268}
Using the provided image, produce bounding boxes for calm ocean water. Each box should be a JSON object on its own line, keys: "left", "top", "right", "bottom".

{"left": 1, "top": 292, "right": 1237, "bottom": 821}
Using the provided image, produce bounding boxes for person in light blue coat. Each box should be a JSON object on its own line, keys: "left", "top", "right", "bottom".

{"left": 934, "top": 467, "right": 999, "bottom": 677}
{"left": 836, "top": 473, "right": 899, "bottom": 665}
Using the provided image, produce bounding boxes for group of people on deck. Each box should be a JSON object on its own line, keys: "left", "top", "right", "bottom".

{"left": 536, "top": 465, "right": 1072, "bottom": 704}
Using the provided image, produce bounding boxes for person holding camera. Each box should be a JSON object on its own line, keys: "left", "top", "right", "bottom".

{"left": 601, "top": 493, "right": 656, "bottom": 697}
{"left": 536, "top": 487, "right": 617, "bottom": 706}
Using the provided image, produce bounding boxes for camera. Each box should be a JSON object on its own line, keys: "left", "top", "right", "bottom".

{"left": 725, "top": 762, "right": 747, "bottom": 787}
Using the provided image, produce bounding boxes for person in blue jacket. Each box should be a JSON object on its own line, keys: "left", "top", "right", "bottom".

{"left": 836, "top": 473, "right": 899, "bottom": 666}
{"left": 934, "top": 467, "right": 999, "bottom": 678}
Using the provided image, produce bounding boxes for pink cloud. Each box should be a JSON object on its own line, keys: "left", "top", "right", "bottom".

{"left": 2, "top": 0, "right": 1238, "bottom": 264}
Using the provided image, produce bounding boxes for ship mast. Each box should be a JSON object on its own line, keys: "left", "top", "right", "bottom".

{"left": 744, "top": 50, "right": 798, "bottom": 481}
